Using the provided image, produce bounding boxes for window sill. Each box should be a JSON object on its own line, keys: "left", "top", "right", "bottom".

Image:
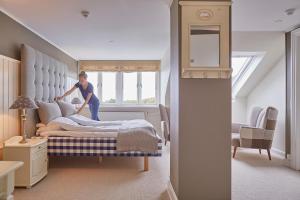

{"left": 83, "top": 104, "right": 159, "bottom": 112}
{"left": 100, "top": 105, "right": 159, "bottom": 112}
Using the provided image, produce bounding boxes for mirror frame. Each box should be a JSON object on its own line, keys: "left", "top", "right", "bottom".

{"left": 180, "top": 1, "right": 232, "bottom": 79}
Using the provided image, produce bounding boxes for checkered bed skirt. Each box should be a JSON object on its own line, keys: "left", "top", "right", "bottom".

{"left": 47, "top": 136, "right": 162, "bottom": 157}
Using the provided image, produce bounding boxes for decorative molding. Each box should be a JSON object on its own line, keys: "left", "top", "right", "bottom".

{"left": 0, "top": 8, "right": 77, "bottom": 60}
{"left": 167, "top": 181, "right": 178, "bottom": 200}
{"left": 180, "top": 1, "right": 231, "bottom": 79}
{"left": 179, "top": 1, "right": 231, "bottom": 6}
{"left": 289, "top": 27, "right": 300, "bottom": 170}
{"left": 196, "top": 9, "right": 214, "bottom": 20}
{"left": 0, "top": 55, "right": 20, "bottom": 63}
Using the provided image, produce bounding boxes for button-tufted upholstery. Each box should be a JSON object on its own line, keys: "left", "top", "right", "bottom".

{"left": 21, "top": 44, "right": 67, "bottom": 103}
{"left": 20, "top": 44, "right": 68, "bottom": 136}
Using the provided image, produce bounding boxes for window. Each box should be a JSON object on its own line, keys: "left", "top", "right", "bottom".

{"left": 141, "top": 72, "right": 156, "bottom": 104}
{"left": 123, "top": 72, "right": 138, "bottom": 104}
{"left": 231, "top": 56, "right": 253, "bottom": 78}
{"left": 231, "top": 53, "right": 265, "bottom": 98}
{"left": 102, "top": 72, "right": 117, "bottom": 103}
{"left": 86, "top": 72, "right": 99, "bottom": 97}
{"left": 84, "top": 72, "right": 159, "bottom": 105}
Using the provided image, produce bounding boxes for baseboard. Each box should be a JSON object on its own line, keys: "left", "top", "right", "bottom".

{"left": 271, "top": 147, "right": 285, "bottom": 158}
{"left": 167, "top": 181, "right": 178, "bottom": 200}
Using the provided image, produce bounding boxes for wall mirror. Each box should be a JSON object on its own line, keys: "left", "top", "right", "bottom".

{"left": 190, "top": 25, "right": 220, "bottom": 67}
{"left": 180, "top": 1, "right": 232, "bottom": 79}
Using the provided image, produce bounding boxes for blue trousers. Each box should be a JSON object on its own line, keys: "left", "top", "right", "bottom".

{"left": 89, "top": 101, "right": 100, "bottom": 121}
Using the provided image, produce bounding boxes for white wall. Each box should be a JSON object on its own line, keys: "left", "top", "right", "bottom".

{"left": 246, "top": 57, "right": 286, "bottom": 152}
{"left": 232, "top": 97, "right": 247, "bottom": 124}
{"left": 160, "top": 47, "right": 171, "bottom": 105}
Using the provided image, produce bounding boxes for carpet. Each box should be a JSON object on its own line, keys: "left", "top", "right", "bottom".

{"left": 232, "top": 148, "right": 300, "bottom": 200}
{"left": 13, "top": 146, "right": 170, "bottom": 200}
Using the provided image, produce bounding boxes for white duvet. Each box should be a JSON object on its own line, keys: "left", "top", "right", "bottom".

{"left": 37, "top": 114, "right": 161, "bottom": 152}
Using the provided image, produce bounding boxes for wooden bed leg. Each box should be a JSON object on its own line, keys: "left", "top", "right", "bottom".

{"left": 144, "top": 156, "right": 149, "bottom": 171}
{"left": 98, "top": 156, "right": 103, "bottom": 163}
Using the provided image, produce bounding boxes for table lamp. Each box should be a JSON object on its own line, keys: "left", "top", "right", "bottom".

{"left": 71, "top": 97, "right": 82, "bottom": 109}
{"left": 9, "top": 96, "right": 38, "bottom": 143}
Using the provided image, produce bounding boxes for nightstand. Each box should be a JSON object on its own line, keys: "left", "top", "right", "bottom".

{"left": 3, "top": 136, "right": 48, "bottom": 188}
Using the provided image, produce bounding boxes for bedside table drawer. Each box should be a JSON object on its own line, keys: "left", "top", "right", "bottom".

{"left": 31, "top": 142, "right": 47, "bottom": 154}
{"left": 31, "top": 147, "right": 48, "bottom": 185}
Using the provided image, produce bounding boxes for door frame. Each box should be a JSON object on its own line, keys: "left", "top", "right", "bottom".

{"left": 289, "top": 28, "right": 300, "bottom": 170}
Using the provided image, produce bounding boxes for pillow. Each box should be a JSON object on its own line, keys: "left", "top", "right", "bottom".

{"left": 37, "top": 101, "right": 62, "bottom": 124}
{"left": 56, "top": 101, "right": 76, "bottom": 117}
{"left": 36, "top": 124, "right": 62, "bottom": 134}
{"left": 36, "top": 123, "right": 46, "bottom": 128}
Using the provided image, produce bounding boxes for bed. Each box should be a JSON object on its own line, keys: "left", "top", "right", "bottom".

{"left": 20, "top": 44, "right": 162, "bottom": 171}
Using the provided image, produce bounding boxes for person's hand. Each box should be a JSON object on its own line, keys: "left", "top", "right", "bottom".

{"left": 55, "top": 96, "right": 63, "bottom": 101}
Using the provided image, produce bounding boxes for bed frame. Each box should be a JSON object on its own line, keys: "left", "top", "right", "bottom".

{"left": 20, "top": 44, "right": 162, "bottom": 171}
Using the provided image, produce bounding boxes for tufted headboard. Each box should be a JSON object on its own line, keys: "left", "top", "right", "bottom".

{"left": 21, "top": 44, "right": 68, "bottom": 136}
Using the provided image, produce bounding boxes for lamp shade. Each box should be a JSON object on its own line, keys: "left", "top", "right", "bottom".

{"left": 71, "top": 97, "right": 82, "bottom": 104}
{"left": 9, "top": 96, "right": 38, "bottom": 109}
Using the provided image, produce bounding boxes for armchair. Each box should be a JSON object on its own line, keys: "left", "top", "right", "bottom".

{"left": 159, "top": 104, "right": 170, "bottom": 145}
{"left": 232, "top": 106, "right": 278, "bottom": 160}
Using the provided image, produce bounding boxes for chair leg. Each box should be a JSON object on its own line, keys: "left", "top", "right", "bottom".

{"left": 233, "top": 146, "right": 238, "bottom": 158}
{"left": 259, "top": 149, "right": 261, "bottom": 154}
{"left": 267, "top": 149, "right": 272, "bottom": 160}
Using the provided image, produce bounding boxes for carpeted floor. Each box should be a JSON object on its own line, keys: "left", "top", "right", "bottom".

{"left": 13, "top": 146, "right": 300, "bottom": 200}
{"left": 13, "top": 146, "right": 170, "bottom": 200}
{"left": 232, "top": 148, "right": 300, "bottom": 200}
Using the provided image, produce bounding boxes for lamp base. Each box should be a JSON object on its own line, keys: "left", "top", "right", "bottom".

{"left": 19, "top": 136, "right": 27, "bottom": 144}
{"left": 20, "top": 109, "right": 28, "bottom": 144}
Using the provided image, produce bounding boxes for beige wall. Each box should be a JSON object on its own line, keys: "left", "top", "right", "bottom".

{"left": 170, "top": 0, "right": 231, "bottom": 199}
{"left": 0, "top": 11, "right": 78, "bottom": 78}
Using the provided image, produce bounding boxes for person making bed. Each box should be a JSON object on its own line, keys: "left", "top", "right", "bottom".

{"left": 55, "top": 71, "right": 100, "bottom": 121}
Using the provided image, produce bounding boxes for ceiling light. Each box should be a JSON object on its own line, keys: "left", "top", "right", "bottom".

{"left": 81, "top": 10, "right": 90, "bottom": 18}
{"left": 285, "top": 8, "right": 296, "bottom": 16}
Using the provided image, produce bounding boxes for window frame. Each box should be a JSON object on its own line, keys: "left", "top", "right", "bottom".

{"left": 93, "top": 71, "right": 160, "bottom": 106}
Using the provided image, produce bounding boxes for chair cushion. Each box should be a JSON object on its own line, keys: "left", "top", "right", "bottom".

{"left": 231, "top": 133, "right": 240, "bottom": 147}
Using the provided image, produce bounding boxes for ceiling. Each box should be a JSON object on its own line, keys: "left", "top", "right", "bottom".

{"left": 232, "top": 0, "right": 300, "bottom": 31}
{"left": 0, "top": 0, "right": 170, "bottom": 60}
{"left": 1, "top": 0, "right": 300, "bottom": 60}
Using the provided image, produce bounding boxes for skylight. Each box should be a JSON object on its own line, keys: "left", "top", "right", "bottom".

{"left": 231, "top": 56, "right": 253, "bottom": 78}
{"left": 231, "top": 52, "right": 265, "bottom": 98}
